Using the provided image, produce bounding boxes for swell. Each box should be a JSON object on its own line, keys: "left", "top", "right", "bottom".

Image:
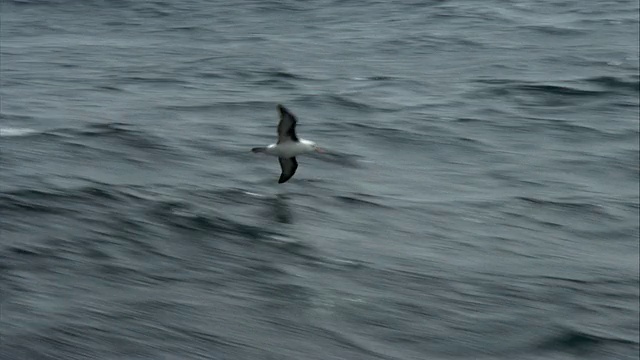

{"left": 3, "top": 123, "right": 187, "bottom": 163}
{"left": 161, "top": 100, "right": 275, "bottom": 112}
{"left": 146, "top": 200, "right": 273, "bottom": 240}
{"left": 333, "top": 121, "right": 493, "bottom": 156}
{"left": 585, "top": 75, "right": 640, "bottom": 93}
{"left": 476, "top": 75, "right": 639, "bottom": 99}
{"left": 0, "top": 183, "right": 132, "bottom": 215}
{"left": 61, "top": 122, "right": 168, "bottom": 150}
{"left": 521, "top": 24, "right": 587, "bottom": 36}
{"left": 163, "top": 93, "right": 394, "bottom": 114}
{"left": 516, "top": 196, "right": 621, "bottom": 219}
{"left": 536, "top": 327, "right": 639, "bottom": 353}
{"left": 333, "top": 194, "right": 391, "bottom": 209}
{"left": 293, "top": 94, "right": 395, "bottom": 113}
{"left": 0, "top": 184, "right": 319, "bottom": 269}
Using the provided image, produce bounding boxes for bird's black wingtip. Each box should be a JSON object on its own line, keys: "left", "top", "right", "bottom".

{"left": 277, "top": 104, "right": 291, "bottom": 114}
{"left": 278, "top": 173, "right": 293, "bottom": 184}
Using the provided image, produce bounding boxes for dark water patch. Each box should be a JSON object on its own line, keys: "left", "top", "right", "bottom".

{"left": 516, "top": 196, "right": 616, "bottom": 218}
{"left": 475, "top": 78, "right": 612, "bottom": 98}
{"left": 267, "top": 70, "right": 307, "bottom": 80}
{"left": 116, "top": 75, "right": 189, "bottom": 85}
{"left": 455, "top": 117, "right": 484, "bottom": 123}
{"left": 584, "top": 75, "right": 640, "bottom": 93}
{"left": 211, "top": 68, "right": 326, "bottom": 82}
{"left": 520, "top": 116, "right": 614, "bottom": 138}
{"left": 65, "top": 122, "right": 131, "bottom": 136}
{"left": 537, "top": 275, "right": 640, "bottom": 289}
{"left": 3, "top": 185, "right": 113, "bottom": 203}
{"left": 8, "top": 246, "right": 41, "bottom": 257}
{"left": 0, "top": 112, "right": 36, "bottom": 123}
{"left": 474, "top": 78, "right": 518, "bottom": 86}
{"left": 77, "top": 185, "right": 122, "bottom": 201}
{"left": 334, "top": 195, "right": 390, "bottom": 209}
{"left": 610, "top": 100, "right": 640, "bottom": 109}
{"left": 0, "top": 184, "right": 142, "bottom": 217}
{"left": 166, "top": 25, "right": 203, "bottom": 32}
{"left": 513, "top": 84, "right": 606, "bottom": 97}
{"left": 249, "top": 0, "right": 310, "bottom": 13}
{"left": 145, "top": 200, "right": 274, "bottom": 241}
{"left": 536, "top": 328, "right": 639, "bottom": 354}
{"left": 53, "top": 122, "right": 183, "bottom": 156}
{"left": 294, "top": 94, "right": 389, "bottom": 112}
{"left": 129, "top": 2, "right": 174, "bottom": 18}
{"left": 456, "top": 135, "right": 486, "bottom": 145}
{"left": 361, "top": 75, "right": 397, "bottom": 81}
{"left": 522, "top": 24, "right": 587, "bottom": 36}
{"left": 253, "top": 77, "right": 297, "bottom": 90}
{"left": 0, "top": 189, "right": 80, "bottom": 214}
{"left": 95, "top": 85, "right": 125, "bottom": 92}
{"left": 474, "top": 80, "right": 616, "bottom": 108}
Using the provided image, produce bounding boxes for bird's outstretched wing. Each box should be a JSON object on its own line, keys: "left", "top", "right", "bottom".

{"left": 277, "top": 104, "right": 299, "bottom": 143}
{"left": 278, "top": 157, "right": 298, "bottom": 183}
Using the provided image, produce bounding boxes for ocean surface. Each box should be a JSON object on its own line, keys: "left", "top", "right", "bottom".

{"left": 1, "top": 0, "right": 639, "bottom": 359}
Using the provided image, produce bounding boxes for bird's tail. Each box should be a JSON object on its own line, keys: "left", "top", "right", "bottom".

{"left": 251, "top": 147, "right": 267, "bottom": 153}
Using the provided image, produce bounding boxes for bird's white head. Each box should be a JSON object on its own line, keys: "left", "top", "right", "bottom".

{"left": 301, "top": 139, "right": 325, "bottom": 153}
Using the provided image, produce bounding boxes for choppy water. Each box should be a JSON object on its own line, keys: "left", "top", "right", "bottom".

{"left": 1, "top": 0, "right": 639, "bottom": 359}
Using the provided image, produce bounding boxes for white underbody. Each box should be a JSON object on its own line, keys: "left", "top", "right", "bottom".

{"left": 265, "top": 139, "right": 315, "bottom": 158}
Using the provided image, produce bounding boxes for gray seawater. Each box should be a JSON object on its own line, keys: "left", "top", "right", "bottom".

{"left": 1, "top": 0, "right": 639, "bottom": 359}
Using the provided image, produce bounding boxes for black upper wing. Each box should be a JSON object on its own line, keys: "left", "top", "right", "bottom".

{"left": 277, "top": 104, "right": 299, "bottom": 143}
{"left": 278, "top": 157, "right": 298, "bottom": 183}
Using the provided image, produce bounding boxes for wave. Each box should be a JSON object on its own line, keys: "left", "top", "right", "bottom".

{"left": 2, "top": 122, "right": 177, "bottom": 156}
{"left": 513, "top": 84, "right": 605, "bottom": 97}
{"left": 476, "top": 80, "right": 607, "bottom": 97}
{"left": 51, "top": 123, "right": 185, "bottom": 159}
{"left": 476, "top": 75, "right": 639, "bottom": 98}
{"left": 0, "top": 183, "right": 292, "bottom": 248}
{"left": 522, "top": 24, "right": 587, "bottom": 36}
{"left": 333, "top": 194, "right": 391, "bottom": 209}
{"left": 293, "top": 94, "right": 391, "bottom": 112}
{"left": 161, "top": 100, "right": 274, "bottom": 112}
{"left": 516, "top": 196, "right": 620, "bottom": 219}
{"left": 536, "top": 328, "right": 638, "bottom": 353}
{"left": 0, "top": 184, "right": 128, "bottom": 215}
{"left": 0, "top": 127, "right": 37, "bottom": 137}
{"left": 585, "top": 76, "right": 640, "bottom": 92}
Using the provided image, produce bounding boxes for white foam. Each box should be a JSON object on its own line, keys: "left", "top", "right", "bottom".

{"left": 0, "top": 128, "right": 37, "bottom": 137}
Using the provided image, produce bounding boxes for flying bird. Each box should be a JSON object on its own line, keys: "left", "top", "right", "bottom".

{"left": 252, "top": 104, "right": 323, "bottom": 183}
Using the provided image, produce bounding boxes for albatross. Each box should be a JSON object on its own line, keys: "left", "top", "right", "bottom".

{"left": 252, "top": 104, "right": 323, "bottom": 183}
